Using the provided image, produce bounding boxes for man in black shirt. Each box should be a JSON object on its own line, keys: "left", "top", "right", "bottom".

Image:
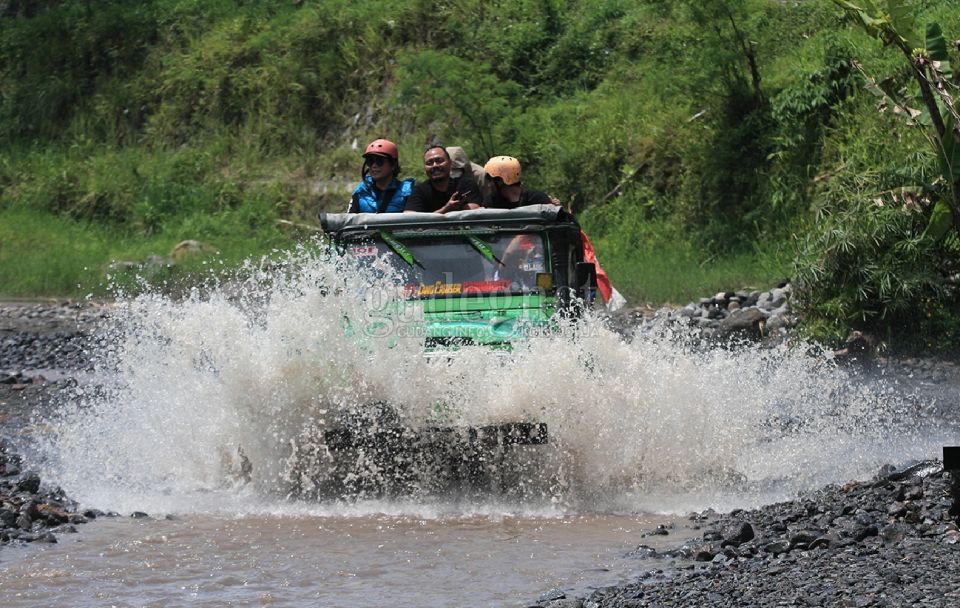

{"left": 482, "top": 156, "right": 554, "bottom": 209}
{"left": 404, "top": 146, "right": 483, "bottom": 213}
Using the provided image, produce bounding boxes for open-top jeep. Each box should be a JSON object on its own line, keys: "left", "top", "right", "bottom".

{"left": 311, "top": 204, "right": 598, "bottom": 496}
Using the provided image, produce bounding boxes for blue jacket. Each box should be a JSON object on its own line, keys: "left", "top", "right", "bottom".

{"left": 348, "top": 175, "right": 415, "bottom": 213}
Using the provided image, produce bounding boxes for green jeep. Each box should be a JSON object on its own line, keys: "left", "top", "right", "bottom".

{"left": 312, "top": 204, "right": 598, "bottom": 496}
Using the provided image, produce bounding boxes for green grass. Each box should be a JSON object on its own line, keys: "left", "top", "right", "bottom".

{"left": 580, "top": 193, "right": 790, "bottom": 306}
{"left": 0, "top": 206, "right": 135, "bottom": 296}
{"left": 595, "top": 238, "right": 788, "bottom": 307}
{"left": 0, "top": 205, "right": 300, "bottom": 297}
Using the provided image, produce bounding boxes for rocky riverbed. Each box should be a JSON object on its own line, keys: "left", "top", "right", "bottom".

{"left": 0, "top": 300, "right": 113, "bottom": 545}
{"left": 1, "top": 299, "right": 959, "bottom": 608}
{"left": 532, "top": 461, "right": 960, "bottom": 608}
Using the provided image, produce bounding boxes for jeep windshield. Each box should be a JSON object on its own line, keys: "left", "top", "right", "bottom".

{"left": 343, "top": 231, "right": 548, "bottom": 298}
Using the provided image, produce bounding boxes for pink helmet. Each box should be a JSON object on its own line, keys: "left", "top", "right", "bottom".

{"left": 364, "top": 138, "right": 398, "bottom": 160}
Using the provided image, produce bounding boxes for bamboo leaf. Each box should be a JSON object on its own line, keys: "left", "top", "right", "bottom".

{"left": 936, "top": 115, "right": 960, "bottom": 183}
{"left": 832, "top": 0, "right": 888, "bottom": 39}
{"left": 887, "top": 0, "right": 919, "bottom": 48}
{"left": 924, "top": 200, "right": 955, "bottom": 241}
{"left": 925, "top": 22, "right": 953, "bottom": 80}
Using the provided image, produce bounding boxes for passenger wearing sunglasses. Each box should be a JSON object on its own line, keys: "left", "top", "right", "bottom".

{"left": 347, "top": 138, "right": 415, "bottom": 213}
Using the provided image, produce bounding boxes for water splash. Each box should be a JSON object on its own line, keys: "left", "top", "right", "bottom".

{"left": 38, "top": 244, "right": 957, "bottom": 516}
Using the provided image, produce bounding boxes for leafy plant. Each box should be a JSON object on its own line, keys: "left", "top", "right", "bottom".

{"left": 793, "top": 189, "right": 952, "bottom": 341}
{"left": 833, "top": 0, "right": 960, "bottom": 237}
{"left": 394, "top": 50, "right": 519, "bottom": 159}
{"left": 777, "top": 1, "right": 960, "bottom": 347}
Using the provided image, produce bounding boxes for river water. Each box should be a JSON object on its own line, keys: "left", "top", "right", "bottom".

{"left": 2, "top": 250, "right": 958, "bottom": 606}
{"left": 0, "top": 511, "right": 686, "bottom": 607}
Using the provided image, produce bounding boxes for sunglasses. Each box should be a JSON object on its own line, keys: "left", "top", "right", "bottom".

{"left": 366, "top": 155, "right": 390, "bottom": 167}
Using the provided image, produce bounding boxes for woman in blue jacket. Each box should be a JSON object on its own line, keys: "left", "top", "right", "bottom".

{"left": 347, "top": 138, "right": 415, "bottom": 213}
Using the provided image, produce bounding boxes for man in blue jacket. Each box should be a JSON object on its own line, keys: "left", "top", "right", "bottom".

{"left": 347, "top": 138, "right": 415, "bottom": 213}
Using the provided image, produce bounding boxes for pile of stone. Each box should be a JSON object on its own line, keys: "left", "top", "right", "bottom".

{"left": 663, "top": 283, "right": 794, "bottom": 341}
{"left": 610, "top": 283, "right": 795, "bottom": 344}
{"left": 0, "top": 331, "right": 92, "bottom": 373}
{"left": 0, "top": 301, "right": 114, "bottom": 545}
{"left": 0, "top": 440, "right": 102, "bottom": 545}
{"left": 533, "top": 462, "right": 960, "bottom": 608}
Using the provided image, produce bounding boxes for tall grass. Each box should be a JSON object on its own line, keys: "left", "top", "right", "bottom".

{"left": 597, "top": 242, "right": 788, "bottom": 306}
{"left": 580, "top": 194, "right": 789, "bottom": 306}
{"left": 0, "top": 206, "right": 131, "bottom": 296}
{"left": 0, "top": 200, "right": 295, "bottom": 297}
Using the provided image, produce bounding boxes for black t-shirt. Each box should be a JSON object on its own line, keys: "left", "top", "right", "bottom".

{"left": 483, "top": 188, "right": 553, "bottom": 209}
{"left": 405, "top": 175, "right": 481, "bottom": 212}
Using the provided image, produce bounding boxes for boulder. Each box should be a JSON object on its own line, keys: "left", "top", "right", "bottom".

{"left": 170, "top": 240, "right": 215, "bottom": 262}
{"left": 717, "top": 308, "right": 769, "bottom": 338}
{"left": 721, "top": 522, "right": 755, "bottom": 547}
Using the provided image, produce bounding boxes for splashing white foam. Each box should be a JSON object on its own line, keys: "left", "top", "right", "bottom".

{"left": 37, "top": 245, "right": 956, "bottom": 516}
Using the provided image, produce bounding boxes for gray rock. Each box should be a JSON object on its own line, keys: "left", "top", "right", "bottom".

{"left": 717, "top": 307, "right": 768, "bottom": 336}
{"left": 20, "top": 500, "right": 41, "bottom": 520}
{"left": 694, "top": 548, "right": 716, "bottom": 561}
{"left": 768, "top": 288, "right": 788, "bottom": 308}
{"left": 881, "top": 523, "right": 911, "bottom": 544}
{"left": 629, "top": 545, "right": 658, "bottom": 559}
{"left": 721, "top": 522, "right": 755, "bottom": 547}
{"left": 789, "top": 531, "right": 819, "bottom": 548}
{"left": 887, "top": 501, "right": 907, "bottom": 517}
{"left": 16, "top": 472, "right": 41, "bottom": 493}
{"left": 539, "top": 589, "right": 566, "bottom": 602}
{"left": 0, "top": 508, "right": 16, "bottom": 526}
{"left": 765, "top": 317, "right": 788, "bottom": 335}
{"left": 853, "top": 525, "right": 879, "bottom": 542}
{"left": 762, "top": 541, "right": 787, "bottom": 554}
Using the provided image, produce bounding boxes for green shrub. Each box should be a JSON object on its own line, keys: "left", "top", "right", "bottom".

{"left": 581, "top": 192, "right": 788, "bottom": 305}
{"left": 791, "top": 91, "right": 957, "bottom": 343}
{"left": 0, "top": 1, "right": 158, "bottom": 143}
{"left": 394, "top": 50, "right": 520, "bottom": 159}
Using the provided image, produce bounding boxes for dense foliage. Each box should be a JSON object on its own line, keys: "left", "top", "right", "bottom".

{"left": 1, "top": 0, "right": 959, "bottom": 349}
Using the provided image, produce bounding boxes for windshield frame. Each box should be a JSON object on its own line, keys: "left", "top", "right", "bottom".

{"left": 338, "top": 228, "right": 554, "bottom": 300}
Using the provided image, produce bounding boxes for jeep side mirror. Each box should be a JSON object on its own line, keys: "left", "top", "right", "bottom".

{"left": 575, "top": 262, "right": 598, "bottom": 304}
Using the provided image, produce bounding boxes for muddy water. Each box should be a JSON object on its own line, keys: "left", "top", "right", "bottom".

{"left": 0, "top": 512, "right": 682, "bottom": 607}
{"left": 3, "top": 250, "right": 959, "bottom": 606}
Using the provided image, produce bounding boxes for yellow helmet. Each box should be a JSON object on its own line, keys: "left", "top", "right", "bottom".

{"left": 484, "top": 156, "right": 522, "bottom": 186}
